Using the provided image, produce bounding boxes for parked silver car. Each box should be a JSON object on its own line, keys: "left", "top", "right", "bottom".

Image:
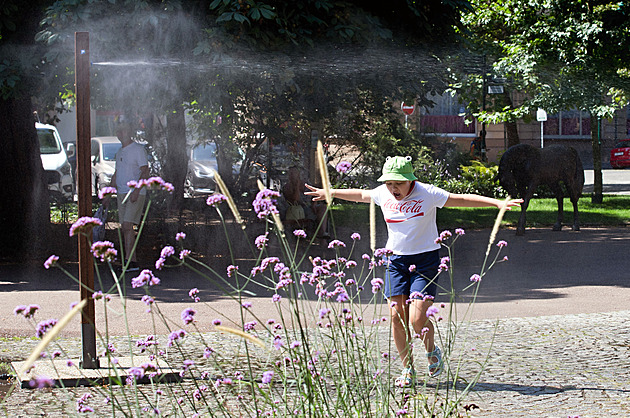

{"left": 184, "top": 143, "right": 219, "bottom": 197}
{"left": 36, "top": 123, "right": 74, "bottom": 202}
{"left": 90, "top": 136, "right": 121, "bottom": 195}
{"left": 184, "top": 143, "right": 246, "bottom": 198}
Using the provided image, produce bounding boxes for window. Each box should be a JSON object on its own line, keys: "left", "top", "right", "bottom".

{"left": 38, "top": 128, "right": 62, "bottom": 154}
{"left": 543, "top": 110, "right": 591, "bottom": 138}
{"left": 417, "top": 93, "right": 475, "bottom": 135}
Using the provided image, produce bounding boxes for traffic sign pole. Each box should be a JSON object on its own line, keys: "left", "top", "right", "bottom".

{"left": 401, "top": 102, "right": 415, "bottom": 129}
{"left": 537, "top": 109, "right": 547, "bottom": 148}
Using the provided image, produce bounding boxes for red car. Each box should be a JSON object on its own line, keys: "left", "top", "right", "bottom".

{"left": 610, "top": 139, "right": 630, "bottom": 169}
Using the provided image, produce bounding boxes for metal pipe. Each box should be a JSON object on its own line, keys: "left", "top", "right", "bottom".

{"left": 75, "top": 31, "right": 99, "bottom": 369}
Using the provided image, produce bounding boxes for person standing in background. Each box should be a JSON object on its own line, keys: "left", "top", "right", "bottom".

{"left": 103, "top": 115, "right": 149, "bottom": 272}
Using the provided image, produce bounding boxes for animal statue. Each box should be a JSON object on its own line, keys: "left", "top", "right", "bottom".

{"left": 498, "top": 144, "right": 584, "bottom": 235}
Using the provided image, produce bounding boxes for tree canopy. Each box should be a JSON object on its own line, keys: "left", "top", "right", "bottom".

{"left": 454, "top": 0, "right": 630, "bottom": 201}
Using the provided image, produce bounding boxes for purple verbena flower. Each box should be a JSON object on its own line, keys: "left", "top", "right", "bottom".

{"left": 244, "top": 321, "right": 257, "bottom": 331}
{"left": 374, "top": 248, "right": 393, "bottom": 258}
{"left": 227, "top": 265, "right": 238, "bottom": 278}
{"left": 262, "top": 370, "right": 274, "bottom": 384}
{"left": 36, "top": 318, "right": 58, "bottom": 338}
{"left": 160, "top": 246, "right": 175, "bottom": 259}
{"left": 131, "top": 270, "right": 160, "bottom": 288}
{"left": 167, "top": 329, "right": 187, "bottom": 347}
{"left": 255, "top": 233, "right": 269, "bottom": 250}
{"left": 69, "top": 217, "right": 103, "bottom": 237}
{"left": 252, "top": 189, "right": 280, "bottom": 219}
{"left": 327, "top": 240, "right": 346, "bottom": 249}
{"left": 181, "top": 308, "right": 196, "bottom": 325}
{"left": 91, "top": 241, "right": 117, "bottom": 263}
{"left": 189, "top": 288, "right": 200, "bottom": 302}
{"left": 44, "top": 255, "right": 59, "bottom": 269}
{"left": 155, "top": 257, "right": 165, "bottom": 270}
{"left": 335, "top": 161, "right": 352, "bottom": 174}
{"left": 206, "top": 194, "right": 227, "bottom": 207}
{"left": 371, "top": 278, "right": 384, "bottom": 293}
{"left": 426, "top": 306, "right": 439, "bottom": 318}
{"left": 98, "top": 186, "right": 117, "bottom": 200}
{"left": 131, "top": 176, "right": 174, "bottom": 193}
{"left": 29, "top": 375, "right": 55, "bottom": 389}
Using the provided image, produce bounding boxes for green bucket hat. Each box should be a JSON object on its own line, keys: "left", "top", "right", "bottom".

{"left": 377, "top": 156, "right": 417, "bottom": 182}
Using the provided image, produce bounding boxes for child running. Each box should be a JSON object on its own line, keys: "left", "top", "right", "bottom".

{"left": 305, "top": 155, "right": 522, "bottom": 387}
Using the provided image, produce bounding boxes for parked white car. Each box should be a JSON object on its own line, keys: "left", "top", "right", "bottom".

{"left": 36, "top": 123, "right": 74, "bottom": 202}
{"left": 91, "top": 136, "right": 121, "bottom": 196}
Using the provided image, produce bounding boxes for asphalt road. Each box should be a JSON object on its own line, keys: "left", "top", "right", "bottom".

{"left": 0, "top": 169, "right": 628, "bottom": 338}
{"left": 1, "top": 226, "right": 628, "bottom": 338}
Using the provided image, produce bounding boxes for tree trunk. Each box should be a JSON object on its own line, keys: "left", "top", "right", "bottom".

{"left": 0, "top": 95, "right": 50, "bottom": 262}
{"left": 216, "top": 96, "right": 236, "bottom": 187}
{"left": 591, "top": 114, "right": 603, "bottom": 204}
{"left": 501, "top": 92, "right": 520, "bottom": 149}
{"left": 165, "top": 105, "right": 188, "bottom": 212}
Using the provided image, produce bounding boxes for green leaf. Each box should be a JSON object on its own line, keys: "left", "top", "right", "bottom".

{"left": 216, "top": 12, "right": 235, "bottom": 22}
{"left": 260, "top": 7, "right": 275, "bottom": 19}
{"left": 233, "top": 13, "right": 250, "bottom": 24}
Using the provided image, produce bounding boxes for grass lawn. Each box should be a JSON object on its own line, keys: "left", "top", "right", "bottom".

{"left": 330, "top": 195, "right": 630, "bottom": 230}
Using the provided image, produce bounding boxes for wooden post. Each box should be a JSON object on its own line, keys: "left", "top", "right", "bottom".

{"left": 75, "top": 32, "right": 99, "bottom": 369}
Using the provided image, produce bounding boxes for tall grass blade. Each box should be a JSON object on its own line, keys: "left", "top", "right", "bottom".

{"left": 19, "top": 299, "right": 87, "bottom": 375}
{"left": 212, "top": 168, "right": 244, "bottom": 227}
{"left": 316, "top": 141, "right": 332, "bottom": 205}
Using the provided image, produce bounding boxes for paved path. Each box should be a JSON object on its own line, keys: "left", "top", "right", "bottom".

{"left": 1, "top": 227, "right": 629, "bottom": 416}
{"left": 0, "top": 310, "right": 628, "bottom": 416}
{"left": 584, "top": 168, "right": 630, "bottom": 194}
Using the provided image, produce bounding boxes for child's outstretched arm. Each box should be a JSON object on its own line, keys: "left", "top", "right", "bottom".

{"left": 304, "top": 184, "right": 372, "bottom": 203}
{"left": 444, "top": 193, "right": 523, "bottom": 209}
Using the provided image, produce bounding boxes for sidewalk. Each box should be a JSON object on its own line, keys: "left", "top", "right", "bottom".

{"left": 1, "top": 309, "right": 628, "bottom": 416}
{"left": 0, "top": 227, "right": 629, "bottom": 415}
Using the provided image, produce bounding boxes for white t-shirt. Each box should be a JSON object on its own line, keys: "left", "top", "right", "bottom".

{"left": 371, "top": 181, "right": 450, "bottom": 255}
{"left": 114, "top": 142, "right": 148, "bottom": 194}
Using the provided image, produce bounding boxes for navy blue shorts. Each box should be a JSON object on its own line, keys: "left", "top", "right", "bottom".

{"left": 384, "top": 249, "right": 440, "bottom": 299}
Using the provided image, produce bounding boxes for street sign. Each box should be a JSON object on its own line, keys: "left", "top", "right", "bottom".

{"left": 401, "top": 102, "right": 415, "bottom": 115}
{"left": 537, "top": 109, "right": 547, "bottom": 148}
{"left": 488, "top": 85, "right": 504, "bottom": 94}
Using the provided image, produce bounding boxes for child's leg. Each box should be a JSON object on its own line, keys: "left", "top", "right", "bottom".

{"left": 389, "top": 294, "right": 412, "bottom": 368}
{"left": 409, "top": 299, "right": 437, "bottom": 364}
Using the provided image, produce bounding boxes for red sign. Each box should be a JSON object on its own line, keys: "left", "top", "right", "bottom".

{"left": 401, "top": 102, "right": 415, "bottom": 115}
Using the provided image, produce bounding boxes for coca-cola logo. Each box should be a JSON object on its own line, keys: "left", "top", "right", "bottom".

{"left": 382, "top": 199, "right": 425, "bottom": 214}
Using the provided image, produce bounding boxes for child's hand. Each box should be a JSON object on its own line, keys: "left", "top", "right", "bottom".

{"left": 304, "top": 184, "right": 326, "bottom": 201}
{"left": 504, "top": 198, "right": 524, "bottom": 210}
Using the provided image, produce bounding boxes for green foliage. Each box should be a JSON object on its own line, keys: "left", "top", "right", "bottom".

{"left": 415, "top": 159, "right": 502, "bottom": 198}
{"left": 456, "top": 0, "right": 630, "bottom": 121}
{"left": 458, "top": 161, "right": 501, "bottom": 196}
{"left": 0, "top": 59, "right": 20, "bottom": 100}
